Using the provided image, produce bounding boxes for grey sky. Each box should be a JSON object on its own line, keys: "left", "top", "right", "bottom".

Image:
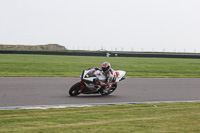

{"left": 1, "top": 0, "right": 200, "bottom": 52}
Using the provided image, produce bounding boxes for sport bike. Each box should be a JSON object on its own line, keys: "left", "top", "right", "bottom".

{"left": 69, "top": 69, "right": 126, "bottom": 96}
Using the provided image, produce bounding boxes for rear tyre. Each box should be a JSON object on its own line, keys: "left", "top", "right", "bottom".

{"left": 100, "top": 84, "right": 117, "bottom": 96}
{"left": 69, "top": 82, "right": 82, "bottom": 96}
{"left": 109, "top": 84, "right": 117, "bottom": 94}
{"left": 100, "top": 88, "right": 109, "bottom": 96}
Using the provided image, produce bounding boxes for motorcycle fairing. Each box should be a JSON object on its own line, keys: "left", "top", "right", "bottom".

{"left": 115, "top": 70, "right": 126, "bottom": 82}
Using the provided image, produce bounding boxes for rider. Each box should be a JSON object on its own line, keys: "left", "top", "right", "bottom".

{"left": 96, "top": 62, "right": 116, "bottom": 93}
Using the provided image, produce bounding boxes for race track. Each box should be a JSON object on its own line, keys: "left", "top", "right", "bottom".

{"left": 0, "top": 77, "right": 200, "bottom": 108}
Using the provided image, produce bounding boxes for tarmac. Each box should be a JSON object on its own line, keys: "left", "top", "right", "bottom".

{"left": 0, "top": 77, "right": 200, "bottom": 109}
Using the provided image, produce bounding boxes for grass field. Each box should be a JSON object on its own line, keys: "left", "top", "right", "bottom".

{"left": 0, "top": 54, "right": 200, "bottom": 77}
{"left": 1, "top": 54, "right": 200, "bottom": 132}
{"left": 0, "top": 102, "right": 200, "bottom": 132}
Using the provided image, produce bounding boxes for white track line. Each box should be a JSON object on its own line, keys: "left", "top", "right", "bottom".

{"left": 1, "top": 100, "right": 200, "bottom": 110}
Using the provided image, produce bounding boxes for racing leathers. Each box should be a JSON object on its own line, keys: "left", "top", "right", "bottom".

{"left": 95, "top": 68, "right": 116, "bottom": 90}
{"left": 89, "top": 67, "right": 116, "bottom": 88}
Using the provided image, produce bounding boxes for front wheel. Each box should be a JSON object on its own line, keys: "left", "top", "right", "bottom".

{"left": 69, "top": 82, "right": 82, "bottom": 96}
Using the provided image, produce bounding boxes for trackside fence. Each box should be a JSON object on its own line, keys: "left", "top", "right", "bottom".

{"left": 0, "top": 50, "right": 200, "bottom": 59}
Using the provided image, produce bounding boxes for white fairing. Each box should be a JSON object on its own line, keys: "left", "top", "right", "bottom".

{"left": 82, "top": 70, "right": 106, "bottom": 82}
{"left": 81, "top": 70, "right": 94, "bottom": 82}
{"left": 81, "top": 69, "right": 126, "bottom": 83}
{"left": 115, "top": 70, "right": 126, "bottom": 82}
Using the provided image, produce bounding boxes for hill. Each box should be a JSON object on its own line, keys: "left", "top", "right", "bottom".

{"left": 0, "top": 44, "right": 67, "bottom": 51}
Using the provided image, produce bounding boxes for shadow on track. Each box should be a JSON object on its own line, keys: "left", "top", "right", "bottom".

{"left": 67, "top": 94, "right": 118, "bottom": 98}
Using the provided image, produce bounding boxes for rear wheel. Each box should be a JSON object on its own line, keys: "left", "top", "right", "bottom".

{"left": 100, "top": 84, "right": 117, "bottom": 96}
{"left": 69, "top": 82, "right": 82, "bottom": 96}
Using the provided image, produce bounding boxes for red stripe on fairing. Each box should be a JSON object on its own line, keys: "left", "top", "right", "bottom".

{"left": 79, "top": 81, "right": 86, "bottom": 90}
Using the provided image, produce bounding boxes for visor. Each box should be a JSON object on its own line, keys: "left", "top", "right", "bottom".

{"left": 102, "top": 67, "right": 109, "bottom": 72}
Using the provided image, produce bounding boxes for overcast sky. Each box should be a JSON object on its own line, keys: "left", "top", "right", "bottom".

{"left": 1, "top": 0, "right": 200, "bottom": 52}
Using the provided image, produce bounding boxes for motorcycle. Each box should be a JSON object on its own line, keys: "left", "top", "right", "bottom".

{"left": 69, "top": 68, "right": 126, "bottom": 96}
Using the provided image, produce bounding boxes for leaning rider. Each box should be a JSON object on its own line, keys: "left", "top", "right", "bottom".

{"left": 96, "top": 62, "right": 116, "bottom": 93}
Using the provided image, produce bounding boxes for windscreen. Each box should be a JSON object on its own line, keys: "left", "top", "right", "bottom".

{"left": 84, "top": 69, "right": 96, "bottom": 78}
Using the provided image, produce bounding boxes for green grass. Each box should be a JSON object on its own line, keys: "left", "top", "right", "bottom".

{"left": 0, "top": 54, "right": 200, "bottom": 77}
{"left": 0, "top": 102, "right": 200, "bottom": 132}
{"left": 1, "top": 54, "right": 200, "bottom": 132}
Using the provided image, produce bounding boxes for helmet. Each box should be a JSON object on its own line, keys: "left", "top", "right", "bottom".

{"left": 101, "top": 62, "right": 111, "bottom": 73}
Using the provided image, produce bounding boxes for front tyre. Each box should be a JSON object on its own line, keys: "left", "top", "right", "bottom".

{"left": 69, "top": 82, "right": 82, "bottom": 96}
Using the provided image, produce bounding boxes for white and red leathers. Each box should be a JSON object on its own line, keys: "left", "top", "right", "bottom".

{"left": 96, "top": 68, "right": 116, "bottom": 87}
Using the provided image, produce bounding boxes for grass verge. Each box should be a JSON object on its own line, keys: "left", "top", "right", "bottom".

{"left": 0, "top": 102, "right": 200, "bottom": 132}
{"left": 0, "top": 54, "right": 200, "bottom": 77}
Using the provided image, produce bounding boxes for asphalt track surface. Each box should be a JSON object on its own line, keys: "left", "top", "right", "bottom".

{"left": 0, "top": 77, "right": 200, "bottom": 108}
